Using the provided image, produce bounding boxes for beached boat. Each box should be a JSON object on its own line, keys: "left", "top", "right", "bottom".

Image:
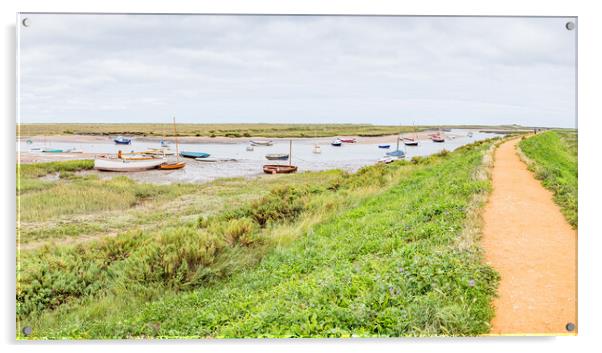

{"left": 94, "top": 158, "right": 165, "bottom": 172}
{"left": 263, "top": 140, "right": 297, "bottom": 174}
{"left": 250, "top": 140, "right": 273, "bottom": 146}
{"left": 42, "top": 148, "right": 64, "bottom": 153}
{"left": 386, "top": 149, "right": 405, "bottom": 158}
{"left": 378, "top": 156, "right": 399, "bottom": 164}
{"left": 263, "top": 165, "right": 298, "bottom": 174}
{"left": 339, "top": 138, "right": 357, "bottom": 143}
{"left": 195, "top": 158, "right": 237, "bottom": 162}
{"left": 158, "top": 117, "right": 187, "bottom": 170}
{"left": 402, "top": 138, "right": 419, "bottom": 146}
{"left": 265, "top": 153, "right": 289, "bottom": 161}
{"left": 331, "top": 139, "right": 342, "bottom": 147}
{"left": 159, "top": 161, "right": 186, "bottom": 170}
{"left": 378, "top": 144, "right": 391, "bottom": 149}
{"left": 180, "top": 151, "right": 210, "bottom": 159}
{"left": 114, "top": 136, "right": 132, "bottom": 145}
{"left": 431, "top": 134, "right": 445, "bottom": 143}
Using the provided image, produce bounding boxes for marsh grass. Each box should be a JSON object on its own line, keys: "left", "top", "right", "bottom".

{"left": 518, "top": 130, "right": 578, "bottom": 227}
{"left": 18, "top": 139, "right": 500, "bottom": 338}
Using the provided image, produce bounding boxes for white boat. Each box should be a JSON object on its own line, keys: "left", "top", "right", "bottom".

{"left": 250, "top": 140, "right": 273, "bottom": 146}
{"left": 94, "top": 157, "right": 166, "bottom": 172}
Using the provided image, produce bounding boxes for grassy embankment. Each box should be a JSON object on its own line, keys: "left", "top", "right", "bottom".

{"left": 18, "top": 139, "right": 499, "bottom": 338}
{"left": 518, "top": 130, "right": 578, "bottom": 227}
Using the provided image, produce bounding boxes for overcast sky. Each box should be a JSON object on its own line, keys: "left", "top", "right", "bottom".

{"left": 18, "top": 14, "right": 576, "bottom": 127}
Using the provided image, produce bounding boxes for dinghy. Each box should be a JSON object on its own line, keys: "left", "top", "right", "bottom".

{"left": 263, "top": 165, "right": 298, "bottom": 174}
{"left": 42, "top": 148, "right": 64, "bottom": 153}
{"left": 250, "top": 140, "right": 273, "bottom": 146}
{"left": 331, "top": 139, "right": 342, "bottom": 147}
{"left": 180, "top": 151, "right": 210, "bottom": 159}
{"left": 339, "top": 138, "right": 357, "bottom": 143}
{"left": 402, "top": 138, "right": 419, "bottom": 146}
{"left": 431, "top": 134, "right": 445, "bottom": 143}
{"left": 94, "top": 158, "right": 165, "bottom": 172}
{"left": 159, "top": 117, "right": 187, "bottom": 170}
{"left": 385, "top": 131, "right": 406, "bottom": 158}
{"left": 378, "top": 144, "right": 391, "bottom": 149}
{"left": 114, "top": 136, "right": 132, "bottom": 145}
{"left": 265, "top": 153, "right": 289, "bottom": 161}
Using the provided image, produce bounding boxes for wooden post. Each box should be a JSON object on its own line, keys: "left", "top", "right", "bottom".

{"left": 289, "top": 139, "right": 292, "bottom": 166}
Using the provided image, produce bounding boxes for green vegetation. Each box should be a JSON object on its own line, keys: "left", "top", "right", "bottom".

{"left": 18, "top": 123, "right": 529, "bottom": 138}
{"left": 18, "top": 139, "right": 499, "bottom": 338}
{"left": 518, "top": 130, "right": 578, "bottom": 227}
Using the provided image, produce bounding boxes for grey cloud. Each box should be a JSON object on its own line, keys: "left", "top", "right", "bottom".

{"left": 18, "top": 14, "right": 576, "bottom": 127}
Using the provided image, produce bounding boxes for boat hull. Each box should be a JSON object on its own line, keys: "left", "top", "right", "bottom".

{"left": 265, "top": 154, "right": 289, "bottom": 160}
{"left": 263, "top": 165, "right": 298, "bottom": 174}
{"left": 250, "top": 140, "right": 273, "bottom": 146}
{"left": 386, "top": 150, "right": 405, "bottom": 158}
{"left": 180, "top": 152, "right": 210, "bottom": 159}
{"left": 159, "top": 161, "right": 186, "bottom": 170}
{"left": 403, "top": 141, "right": 419, "bottom": 146}
{"left": 94, "top": 158, "right": 165, "bottom": 172}
{"left": 378, "top": 144, "right": 391, "bottom": 149}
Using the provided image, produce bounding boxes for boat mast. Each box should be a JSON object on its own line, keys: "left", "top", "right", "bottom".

{"left": 173, "top": 116, "right": 179, "bottom": 161}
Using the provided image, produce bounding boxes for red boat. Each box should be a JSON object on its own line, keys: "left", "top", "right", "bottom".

{"left": 339, "top": 138, "right": 357, "bottom": 143}
{"left": 431, "top": 134, "right": 445, "bottom": 143}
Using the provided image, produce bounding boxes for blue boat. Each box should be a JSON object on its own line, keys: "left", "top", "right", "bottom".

{"left": 114, "top": 136, "right": 132, "bottom": 145}
{"left": 386, "top": 149, "right": 405, "bottom": 158}
{"left": 378, "top": 144, "right": 390, "bottom": 149}
{"left": 180, "top": 151, "right": 210, "bottom": 159}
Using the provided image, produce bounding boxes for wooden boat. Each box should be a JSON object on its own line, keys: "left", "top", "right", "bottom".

{"left": 114, "top": 136, "right": 132, "bottom": 145}
{"left": 378, "top": 144, "right": 391, "bottom": 149}
{"left": 159, "top": 161, "right": 186, "bottom": 170}
{"left": 265, "top": 153, "right": 289, "bottom": 161}
{"left": 159, "top": 117, "right": 186, "bottom": 170}
{"left": 180, "top": 151, "right": 210, "bottom": 159}
{"left": 263, "top": 165, "right": 298, "bottom": 174}
{"left": 331, "top": 139, "right": 342, "bottom": 147}
{"left": 94, "top": 158, "right": 165, "bottom": 172}
{"left": 339, "top": 138, "right": 357, "bottom": 143}
{"left": 250, "top": 140, "right": 273, "bottom": 146}
{"left": 263, "top": 140, "right": 297, "bottom": 174}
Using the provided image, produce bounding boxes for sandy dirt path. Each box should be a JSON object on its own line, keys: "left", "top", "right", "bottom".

{"left": 481, "top": 138, "right": 577, "bottom": 335}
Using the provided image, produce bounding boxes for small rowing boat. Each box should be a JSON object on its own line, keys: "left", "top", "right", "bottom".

{"left": 378, "top": 144, "right": 390, "bottom": 149}
{"left": 339, "top": 138, "right": 357, "bottom": 143}
{"left": 331, "top": 139, "right": 342, "bottom": 147}
{"left": 114, "top": 136, "right": 132, "bottom": 145}
{"left": 263, "top": 165, "right": 298, "bottom": 174}
{"left": 250, "top": 140, "right": 273, "bottom": 146}
{"left": 159, "top": 161, "right": 186, "bottom": 170}
{"left": 180, "top": 151, "right": 210, "bottom": 159}
{"left": 94, "top": 157, "right": 165, "bottom": 172}
{"left": 265, "top": 153, "right": 289, "bottom": 161}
